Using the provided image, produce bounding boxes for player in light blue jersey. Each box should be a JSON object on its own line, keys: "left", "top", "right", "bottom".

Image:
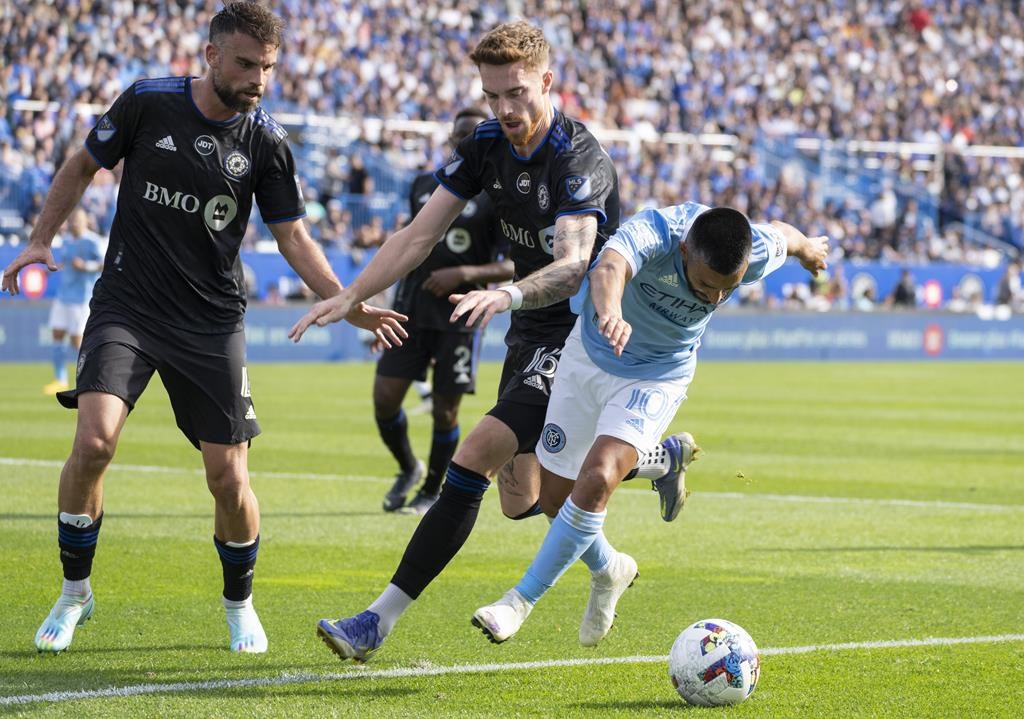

{"left": 472, "top": 203, "right": 829, "bottom": 647}
{"left": 44, "top": 208, "right": 104, "bottom": 395}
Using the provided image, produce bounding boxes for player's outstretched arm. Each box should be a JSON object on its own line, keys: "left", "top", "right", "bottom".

{"left": 421, "top": 259, "right": 515, "bottom": 297}
{"left": 449, "top": 213, "right": 598, "bottom": 329}
{"left": 589, "top": 248, "right": 634, "bottom": 356}
{"left": 271, "top": 218, "right": 409, "bottom": 348}
{"left": 289, "top": 187, "right": 466, "bottom": 342}
{"left": 770, "top": 221, "right": 830, "bottom": 277}
{"left": 2, "top": 148, "right": 100, "bottom": 295}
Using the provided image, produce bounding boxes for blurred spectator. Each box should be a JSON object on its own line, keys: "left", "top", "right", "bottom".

{"left": 346, "top": 154, "right": 373, "bottom": 195}
{"left": 995, "top": 261, "right": 1023, "bottom": 311}
{"left": 887, "top": 269, "right": 918, "bottom": 308}
{"left": 854, "top": 286, "right": 877, "bottom": 312}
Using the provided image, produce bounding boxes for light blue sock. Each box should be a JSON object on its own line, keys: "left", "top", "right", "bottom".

{"left": 579, "top": 531, "right": 614, "bottom": 573}
{"left": 52, "top": 343, "right": 67, "bottom": 383}
{"left": 515, "top": 497, "right": 606, "bottom": 604}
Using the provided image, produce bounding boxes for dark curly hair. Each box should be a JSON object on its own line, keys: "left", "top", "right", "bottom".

{"left": 210, "top": 1, "right": 283, "bottom": 48}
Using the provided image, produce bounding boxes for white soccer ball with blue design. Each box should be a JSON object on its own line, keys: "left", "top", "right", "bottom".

{"left": 668, "top": 618, "right": 760, "bottom": 706}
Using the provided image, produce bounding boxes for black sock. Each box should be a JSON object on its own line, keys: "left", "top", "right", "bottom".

{"left": 376, "top": 409, "right": 417, "bottom": 473}
{"left": 391, "top": 462, "right": 489, "bottom": 599}
{"left": 214, "top": 535, "right": 259, "bottom": 601}
{"left": 422, "top": 424, "right": 459, "bottom": 495}
{"left": 58, "top": 513, "right": 103, "bottom": 581}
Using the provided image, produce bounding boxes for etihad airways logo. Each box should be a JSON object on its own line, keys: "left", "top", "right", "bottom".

{"left": 142, "top": 182, "right": 238, "bottom": 231}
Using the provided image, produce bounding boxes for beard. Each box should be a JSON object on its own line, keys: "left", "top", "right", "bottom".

{"left": 212, "top": 72, "right": 260, "bottom": 113}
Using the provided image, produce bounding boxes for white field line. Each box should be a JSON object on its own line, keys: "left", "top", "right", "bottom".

{"left": 1, "top": 456, "right": 1022, "bottom": 513}
{"left": 2, "top": 633, "right": 1022, "bottom": 706}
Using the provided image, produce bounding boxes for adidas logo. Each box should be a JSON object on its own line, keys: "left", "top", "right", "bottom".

{"left": 522, "top": 374, "right": 547, "bottom": 394}
{"left": 155, "top": 135, "right": 177, "bottom": 151}
{"left": 625, "top": 417, "right": 645, "bottom": 433}
{"left": 492, "top": 178, "right": 503, "bottom": 190}
{"left": 658, "top": 273, "right": 679, "bottom": 287}
{"left": 244, "top": 405, "right": 257, "bottom": 420}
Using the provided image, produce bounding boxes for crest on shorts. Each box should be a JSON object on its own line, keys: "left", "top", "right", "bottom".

{"left": 224, "top": 150, "right": 251, "bottom": 179}
{"left": 542, "top": 423, "right": 566, "bottom": 453}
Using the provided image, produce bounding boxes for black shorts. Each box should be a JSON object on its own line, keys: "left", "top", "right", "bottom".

{"left": 56, "top": 307, "right": 259, "bottom": 450}
{"left": 486, "top": 340, "right": 562, "bottom": 454}
{"left": 376, "top": 328, "right": 478, "bottom": 395}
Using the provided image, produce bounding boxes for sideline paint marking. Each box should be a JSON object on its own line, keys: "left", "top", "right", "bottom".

{"left": 2, "top": 457, "right": 1021, "bottom": 513}
{"left": 2, "top": 634, "right": 1022, "bottom": 706}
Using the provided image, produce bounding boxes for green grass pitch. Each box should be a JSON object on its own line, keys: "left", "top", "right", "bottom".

{"left": 1, "top": 361, "right": 1022, "bottom": 718}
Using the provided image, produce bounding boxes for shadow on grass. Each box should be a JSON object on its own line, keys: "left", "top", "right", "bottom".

{"left": 576, "top": 699, "right": 689, "bottom": 711}
{"left": 759, "top": 544, "right": 1024, "bottom": 554}
{"left": 0, "top": 511, "right": 389, "bottom": 521}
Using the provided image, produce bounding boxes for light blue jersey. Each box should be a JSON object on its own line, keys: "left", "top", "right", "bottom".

{"left": 570, "top": 202, "right": 787, "bottom": 380}
{"left": 56, "top": 233, "right": 103, "bottom": 304}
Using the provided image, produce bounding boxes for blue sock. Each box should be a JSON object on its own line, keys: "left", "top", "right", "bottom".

{"left": 52, "top": 343, "right": 67, "bottom": 383}
{"left": 579, "top": 530, "right": 614, "bottom": 573}
{"left": 515, "top": 497, "right": 606, "bottom": 604}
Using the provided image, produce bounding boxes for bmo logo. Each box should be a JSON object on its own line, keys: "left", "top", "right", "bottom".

{"left": 142, "top": 182, "right": 237, "bottom": 231}
{"left": 143, "top": 182, "right": 200, "bottom": 213}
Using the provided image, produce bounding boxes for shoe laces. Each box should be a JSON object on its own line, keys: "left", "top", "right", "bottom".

{"left": 340, "top": 612, "right": 380, "bottom": 646}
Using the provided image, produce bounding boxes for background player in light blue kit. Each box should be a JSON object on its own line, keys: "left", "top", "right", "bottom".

{"left": 472, "top": 202, "right": 830, "bottom": 646}
{"left": 44, "top": 208, "right": 103, "bottom": 395}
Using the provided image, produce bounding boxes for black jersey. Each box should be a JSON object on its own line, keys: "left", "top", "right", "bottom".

{"left": 84, "top": 76, "right": 305, "bottom": 333}
{"left": 393, "top": 172, "right": 503, "bottom": 333}
{"left": 434, "top": 111, "right": 619, "bottom": 346}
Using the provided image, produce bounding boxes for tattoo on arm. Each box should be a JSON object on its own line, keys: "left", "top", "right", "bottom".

{"left": 516, "top": 214, "right": 598, "bottom": 310}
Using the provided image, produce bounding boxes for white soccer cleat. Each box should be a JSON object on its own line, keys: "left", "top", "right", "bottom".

{"left": 579, "top": 551, "right": 638, "bottom": 647}
{"left": 471, "top": 588, "right": 533, "bottom": 643}
{"left": 226, "top": 599, "right": 268, "bottom": 653}
{"left": 35, "top": 593, "right": 95, "bottom": 653}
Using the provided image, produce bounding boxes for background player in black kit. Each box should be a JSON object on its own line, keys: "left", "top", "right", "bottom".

{"left": 1, "top": 2, "right": 405, "bottom": 655}
{"left": 376, "top": 107, "right": 513, "bottom": 515}
{"left": 291, "top": 21, "right": 683, "bottom": 662}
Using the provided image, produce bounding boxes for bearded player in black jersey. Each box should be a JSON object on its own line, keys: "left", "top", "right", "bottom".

{"left": 376, "top": 107, "right": 513, "bottom": 515}
{"left": 1, "top": 2, "right": 405, "bottom": 655}
{"left": 290, "top": 21, "right": 687, "bottom": 662}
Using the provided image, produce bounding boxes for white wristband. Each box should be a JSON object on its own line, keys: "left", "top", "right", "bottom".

{"left": 498, "top": 284, "right": 523, "bottom": 311}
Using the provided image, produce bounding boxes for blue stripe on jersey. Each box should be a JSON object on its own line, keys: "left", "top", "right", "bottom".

{"left": 433, "top": 175, "right": 472, "bottom": 201}
{"left": 83, "top": 141, "right": 115, "bottom": 170}
{"left": 264, "top": 211, "right": 307, "bottom": 224}
{"left": 474, "top": 119, "right": 501, "bottom": 138}
{"left": 253, "top": 108, "right": 287, "bottom": 140}
{"left": 556, "top": 207, "right": 607, "bottom": 225}
{"left": 135, "top": 77, "right": 186, "bottom": 92}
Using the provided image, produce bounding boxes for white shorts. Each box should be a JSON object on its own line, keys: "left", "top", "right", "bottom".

{"left": 48, "top": 300, "right": 90, "bottom": 336}
{"left": 536, "top": 320, "right": 694, "bottom": 480}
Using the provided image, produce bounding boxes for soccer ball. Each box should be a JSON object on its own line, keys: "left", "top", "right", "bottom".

{"left": 668, "top": 618, "right": 760, "bottom": 706}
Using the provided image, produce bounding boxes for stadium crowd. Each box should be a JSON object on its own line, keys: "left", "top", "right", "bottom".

{"left": 2, "top": 0, "right": 1022, "bottom": 300}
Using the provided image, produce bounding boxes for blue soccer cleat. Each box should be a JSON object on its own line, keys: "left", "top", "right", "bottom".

{"left": 652, "top": 432, "right": 701, "bottom": 522}
{"left": 34, "top": 593, "right": 95, "bottom": 653}
{"left": 317, "top": 610, "right": 383, "bottom": 662}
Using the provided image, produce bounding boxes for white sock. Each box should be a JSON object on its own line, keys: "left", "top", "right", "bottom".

{"left": 632, "top": 443, "right": 670, "bottom": 480}
{"left": 62, "top": 577, "right": 91, "bottom": 598}
{"left": 368, "top": 583, "right": 414, "bottom": 636}
{"left": 223, "top": 595, "right": 253, "bottom": 611}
